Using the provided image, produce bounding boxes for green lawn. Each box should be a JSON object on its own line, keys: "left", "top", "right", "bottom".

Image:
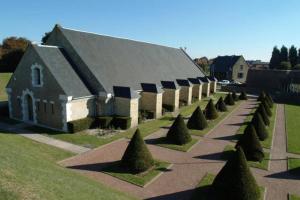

{"left": 288, "top": 157, "right": 300, "bottom": 170}
{"left": 285, "top": 104, "right": 300, "bottom": 154}
{"left": 153, "top": 137, "right": 198, "bottom": 152}
{"left": 0, "top": 131, "right": 135, "bottom": 200}
{"left": 189, "top": 101, "right": 241, "bottom": 137}
{"left": 102, "top": 160, "right": 170, "bottom": 187}
{"left": 0, "top": 73, "right": 12, "bottom": 102}
{"left": 190, "top": 173, "right": 265, "bottom": 200}
{"left": 26, "top": 93, "right": 226, "bottom": 148}
{"left": 289, "top": 194, "right": 300, "bottom": 200}
{"left": 236, "top": 104, "right": 277, "bottom": 149}
{"left": 221, "top": 145, "right": 270, "bottom": 170}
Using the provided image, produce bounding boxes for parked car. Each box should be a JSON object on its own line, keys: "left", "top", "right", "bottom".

{"left": 218, "top": 80, "right": 230, "bottom": 85}
{"left": 231, "top": 80, "right": 242, "bottom": 85}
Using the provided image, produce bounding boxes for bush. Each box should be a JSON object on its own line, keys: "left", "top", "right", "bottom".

{"left": 113, "top": 116, "right": 131, "bottom": 130}
{"left": 187, "top": 106, "right": 208, "bottom": 130}
{"left": 236, "top": 124, "right": 264, "bottom": 162}
{"left": 215, "top": 97, "right": 227, "bottom": 112}
{"left": 162, "top": 104, "right": 174, "bottom": 112}
{"left": 257, "top": 91, "right": 266, "bottom": 102}
{"left": 213, "top": 147, "right": 261, "bottom": 200}
{"left": 166, "top": 114, "right": 192, "bottom": 145}
{"left": 251, "top": 112, "right": 268, "bottom": 141}
{"left": 205, "top": 99, "right": 219, "bottom": 120}
{"left": 224, "top": 93, "right": 235, "bottom": 105}
{"left": 121, "top": 129, "right": 154, "bottom": 173}
{"left": 232, "top": 91, "right": 239, "bottom": 101}
{"left": 0, "top": 103, "right": 9, "bottom": 117}
{"left": 278, "top": 61, "right": 291, "bottom": 70}
{"left": 293, "top": 64, "right": 300, "bottom": 70}
{"left": 256, "top": 104, "right": 270, "bottom": 126}
{"left": 67, "top": 117, "right": 95, "bottom": 133}
{"left": 239, "top": 91, "right": 248, "bottom": 100}
{"left": 262, "top": 99, "right": 272, "bottom": 116}
{"left": 96, "top": 116, "right": 113, "bottom": 129}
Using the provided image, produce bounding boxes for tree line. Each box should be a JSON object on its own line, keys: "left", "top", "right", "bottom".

{"left": 269, "top": 45, "right": 300, "bottom": 70}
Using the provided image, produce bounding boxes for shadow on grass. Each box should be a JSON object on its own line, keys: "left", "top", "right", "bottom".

{"left": 145, "top": 137, "right": 171, "bottom": 145}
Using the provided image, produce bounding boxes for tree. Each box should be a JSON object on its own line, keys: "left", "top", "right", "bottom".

{"left": 232, "top": 91, "right": 239, "bottom": 101}
{"left": 257, "top": 91, "right": 266, "bottom": 102}
{"left": 215, "top": 97, "right": 227, "bottom": 112}
{"left": 278, "top": 61, "right": 291, "bottom": 70}
{"left": 256, "top": 104, "right": 270, "bottom": 126}
{"left": 212, "top": 147, "right": 261, "bottom": 200}
{"left": 289, "top": 45, "right": 298, "bottom": 68}
{"left": 269, "top": 46, "right": 281, "bottom": 69}
{"left": 166, "top": 114, "right": 192, "bottom": 145}
{"left": 298, "top": 48, "right": 300, "bottom": 65}
{"left": 236, "top": 124, "right": 264, "bottom": 162}
{"left": 41, "top": 31, "right": 51, "bottom": 44}
{"left": 205, "top": 99, "right": 219, "bottom": 120}
{"left": 251, "top": 112, "right": 268, "bottom": 141}
{"left": 239, "top": 91, "right": 248, "bottom": 100}
{"left": 0, "top": 37, "right": 30, "bottom": 72}
{"left": 187, "top": 106, "right": 208, "bottom": 130}
{"left": 121, "top": 129, "right": 154, "bottom": 173}
{"left": 280, "top": 45, "right": 288, "bottom": 62}
{"left": 224, "top": 93, "right": 235, "bottom": 105}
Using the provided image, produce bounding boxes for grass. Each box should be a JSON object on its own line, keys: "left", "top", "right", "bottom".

{"left": 221, "top": 145, "right": 270, "bottom": 170}
{"left": 25, "top": 93, "right": 226, "bottom": 148}
{"left": 285, "top": 104, "right": 300, "bottom": 154}
{"left": 189, "top": 101, "right": 241, "bottom": 137}
{"left": 0, "top": 130, "right": 135, "bottom": 200}
{"left": 287, "top": 157, "right": 300, "bottom": 177}
{"left": 190, "top": 173, "right": 265, "bottom": 200}
{"left": 0, "top": 73, "right": 12, "bottom": 102}
{"left": 152, "top": 137, "right": 198, "bottom": 152}
{"left": 289, "top": 194, "right": 300, "bottom": 200}
{"left": 236, "top": 104, "right": 277, "bottom": 149}
{"left": 102, "top": 160, "right": 170, "bottom": 187}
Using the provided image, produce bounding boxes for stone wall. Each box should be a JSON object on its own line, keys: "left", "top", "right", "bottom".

{"left": 192, "top": 84, "right": 202, "bottom": 100}
{"left": 210, "top": 81, "right": 217, "bottom": 93}
{"left": 114, "top": 97, "right": 139, "bottom": 128}
{"left": 140, "top": 92, "right": 163, "bottom": 118}
{"left": 162, "top": 88, "right": 180, "bottom": 111}
{"left": 202, "top": 83, "right": 210, "bottom": 97}
{"left": 179, "top": 86, "right": 192, "bottom": 105}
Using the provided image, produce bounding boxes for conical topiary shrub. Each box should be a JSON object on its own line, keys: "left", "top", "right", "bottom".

{"left": 212, "top": 146, "right": 261, "bottom": 200}
{"left": 215, "top": 97, "right": 228, "bottom": 112}
{"left": 239, "top": 91, "right": 248, "bottom": 100}
{"left": 257, "top": 91, "right": 266, "bottom": 102}
{"left": 251, "top": 112, "right": 268, "bottom": 141}
{"left": 256, "top": 104, "right": 270, "bottom": 126}
{"left": 236, "top": 124, "right": 264, "bottom": 162}
{"left": 166, "top": 114, "right": 192, "bottom": 145}
{"left": 121, "top": 129, "right": 154, "bottom": 173}
{"left": 205, "top": 99, "right": 219, "bottom": 120}
{"left": 262, "top": 99, "right": 272, "bottom": 117}
{"left": 266, "top": 93, "right": 274, "bottom": 107}
{"left": 224, "top": 93, "right": 235, "bottom": 105}
{"left": 187, "top": 106, "right": 208, "bottom": 130}
{"left": 232, "top": 91, "right": 239, "bottom": 101}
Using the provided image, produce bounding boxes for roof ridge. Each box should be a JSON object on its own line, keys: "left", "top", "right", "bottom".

{"left": 59, "top": 25, "right": 180, "bottom": 50}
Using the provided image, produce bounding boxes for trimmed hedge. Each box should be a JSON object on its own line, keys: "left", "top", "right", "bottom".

{"left": 187, "top": 106, "right": 208, "bottom": 130}
{"left": 68, "top": 117, "right": 95, "bottom": 133}
{"left": 213, "top": 147, "right": 261, "bottom": 200}
{"left": 205, "top": 99, "right": 219, "bottom": 120}
{"left": 232, "top": 91, "right": 239, "bottom": 101}
{"left": 68, "top": 115, "right": 131, "bottom": 133}
{"left": 224, "top": 93, "right": 235, "bottom": 105}
{"left": 236, "top": 124, "right": 264, "bottom": 162}
{"left": 239, "top": 91, "right": 248, "bottom": 100}
{"left": 266, "top": 93, "right": 274, "bottom": 107}
{"left": 215, "top": 97, "right": 227, "bottom": 112}
{"left": 121, "top": 129, "right": 154, "bottom": 173}
{"left": 256, "top": 104, "right": 270, "bottom": 126}
{"left": 251, "top": 112, "right": 268, "bottom": 141}
{"left": 262, "top": 99, "right": 272, "bottom": 116}
{"left": 166, "top": 114, "right": 192, "bottom": 145}
{"left": 257, "top": 91, "right": 266, "bottom": 102}
{"left": 0, "top": 103, "right": 9, "bottom": 117}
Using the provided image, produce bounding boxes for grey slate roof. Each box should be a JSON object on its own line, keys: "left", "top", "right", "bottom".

{"left": 211, "top": 56, "right": 241, "bottom": 72}
{"left": 33, "top": 45, "right": 92, "bottom": 98}
{"left": 54, "top": 26, "right": 205, "bottom": 95}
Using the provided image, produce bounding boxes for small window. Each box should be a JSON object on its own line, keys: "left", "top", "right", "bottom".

{"left": 31, "top": 64, "right": 43, "bottom": 87}
{"left": 240, "top": 65, "right": 243, "bottom": 70}
{"left": 238, "top": 73, "right": 243, "bottom": 78}
{"left": 43, "top": 102, "right": 47, "bottom": 113}
{"left": 36, "top": 102, "right": 40, "bottom": 111}
{"left": 51, "top": 103, "right": 54, "bottom": 114}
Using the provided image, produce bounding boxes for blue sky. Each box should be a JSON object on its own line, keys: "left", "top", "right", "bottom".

{"left": 1, "top": 0, "right": 300, "bottom": 61}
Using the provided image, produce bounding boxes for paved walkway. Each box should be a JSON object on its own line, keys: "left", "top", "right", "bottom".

{"left": 60, "top": 99, "right": 262, "bottom": 199}
{"left": 0, "top": 122, "right": 90, "bottom": 154}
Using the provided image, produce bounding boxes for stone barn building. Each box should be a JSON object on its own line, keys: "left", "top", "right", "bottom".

{"left": 6, "top": 25, "right": 210, "bottom": 131}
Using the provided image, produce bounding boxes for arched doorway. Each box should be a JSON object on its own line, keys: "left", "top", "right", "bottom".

{"left": 24, "top": 94, "right": 34, "bottom": 121}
